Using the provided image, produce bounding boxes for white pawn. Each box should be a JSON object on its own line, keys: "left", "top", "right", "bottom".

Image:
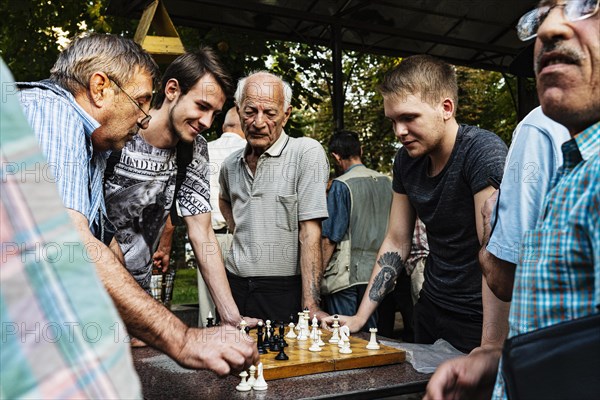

{"left": 317, "top": 329, "right": 325, "bottom": 346}
{"left": 247, "top": 365, "right": 257, "bottom": 388}
{"left": 235, "top": 370, "right": 251, "bottom": 391}
{"left": 329, "top": 316, "right": 340, "bottom": 344}
{"left": 253, "top": 363, "right": 268, "bottom": 391}
{"left": 366, "top": 327, "right": 381, "bottom": 350}
{"left": 286, "top": 322, "right": 297, "bottom": 339}
{"left": 239, "top": 319, "right": 247, "bottom": 335}
{"left": 308, "top": 335, "right": 322, "bottom": 352}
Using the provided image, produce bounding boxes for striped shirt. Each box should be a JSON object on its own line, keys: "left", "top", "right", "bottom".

{"left": 1, "top": 59, "right": 141, "bottom": 399}
{"left": 493, "top": 121, "right": 600, "bottom": 399}
{"left": 219, "top": 132, "right": 329, "bottom": 277}
{"left": 16, "top": 80, "right": 109, "bottom": 240}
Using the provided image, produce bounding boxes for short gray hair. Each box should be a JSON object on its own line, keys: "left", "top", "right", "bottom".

{"left": 50, "top": 33, "right": 159, "bottom": 94}
{"left": 234, "top": 71, "right": 292, "bottom": 109}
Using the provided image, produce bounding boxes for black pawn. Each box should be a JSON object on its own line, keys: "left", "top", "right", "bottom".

{"left": 275, "top": 338, "right": 289, "bottom": 360}
{"left": 206, "top": 316, "right": 214, "bottom": 328}
{"left": 270, "top": 334, "right": 281, "bottom": 352}
{"left": 245, "top": 326, "right": 251, "bottom": 336}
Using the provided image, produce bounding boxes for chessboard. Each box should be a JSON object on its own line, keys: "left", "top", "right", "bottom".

{"left": 257, "top": 329, "right": 406, "bottom": 380}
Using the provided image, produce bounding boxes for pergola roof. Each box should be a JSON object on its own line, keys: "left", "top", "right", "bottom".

{"left": 107, "top": 0, "right": 538, "bottom": 73}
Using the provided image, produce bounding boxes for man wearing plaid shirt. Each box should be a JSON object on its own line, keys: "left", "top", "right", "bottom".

{"left": 425, "top": 0, "right": 600, "bottom": 398}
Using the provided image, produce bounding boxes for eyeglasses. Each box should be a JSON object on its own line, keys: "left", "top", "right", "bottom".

{"left": 108, "top": 77, "right": 152, "bottom": 128}
{"left": 516, "top": 0, "right": 600, "bottom": 41}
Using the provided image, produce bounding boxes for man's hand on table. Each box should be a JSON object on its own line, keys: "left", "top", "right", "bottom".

{"left": 423, "top": 345, "right": 501, "bottom": 400}
{"left": 174, "top": 325, "right": 259, "bottom": 377}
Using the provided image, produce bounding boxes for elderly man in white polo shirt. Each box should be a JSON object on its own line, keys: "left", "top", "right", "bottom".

{"left": 219, "top": 71, "right": 330, "bottom": 323}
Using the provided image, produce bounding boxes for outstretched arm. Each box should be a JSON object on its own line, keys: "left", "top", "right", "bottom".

{"left": 323, "top": 193, "right": 415, "bottom": 332}
{"left": 184, "top": 212, "right": 259, "bottom": 328}
{"left": 67, "top": 209, "right": 258, "bottom": 375}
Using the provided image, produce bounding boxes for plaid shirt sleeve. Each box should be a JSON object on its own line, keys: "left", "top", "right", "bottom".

{"left": 1, "top": 59, "right": 142, "bottom": 399}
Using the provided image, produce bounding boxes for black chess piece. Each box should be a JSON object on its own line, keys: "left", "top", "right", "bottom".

{"left": 256, "top": 323, "right": 267, "bottom": 354}
{"left": 270, "top": 334, "right": 280, "bottom": 352}
{"left": 245, "top": 326, "right": 251, "bottom": 336}
{"left": 279, "top": 322, "right": 288, "bottom": 347}
{"left": 274, "top": 337, "right": 289, "bottom": 360}
{"left": 206, "top": 316, "right": 214, "bottom": 328}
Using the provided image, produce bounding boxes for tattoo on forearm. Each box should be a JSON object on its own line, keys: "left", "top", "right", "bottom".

{"left": 369, "top": 252, "right": 403, "bottom": 303}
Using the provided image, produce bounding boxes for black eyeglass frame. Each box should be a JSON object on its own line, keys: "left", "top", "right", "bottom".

{"left": 107, "top": 76, "right": 152, "bottom": 128}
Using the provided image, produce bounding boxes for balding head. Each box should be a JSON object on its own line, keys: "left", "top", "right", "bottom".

{"left": 222, "top": 107, "right": 244, "bottom": 138}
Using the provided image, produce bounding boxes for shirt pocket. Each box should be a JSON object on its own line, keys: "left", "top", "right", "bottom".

{"left": 276, "top": 194, "right": 298, "bottom": 231}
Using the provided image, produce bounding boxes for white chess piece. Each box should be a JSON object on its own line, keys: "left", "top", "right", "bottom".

{"left": 329, "top": 316, "right": 340, "bottom": 344}
{"left": 235, "top": 370, "right": 251, "bottom": 391}
{"left": 252, "top": 363, "right": 268, "bottom": 391}
{"left": 247, "top": 365, "right": 256, "bottom": 388}
{"left": 338, "top": 325, "right": 350, "bottom": 348}
{"left": 239, "top": 319, "right": 248, "bottom": 335}
{"left": 317, "top": 329, "right": 325, "bottom": 346}
{"left": 339, "top": 340, "right": 353, "bottom": 354}
{"left": 286, "top": 322, "right": 297, "bottom": 339}
{"left": 265, "top": 320, "right": 271, "bottom": 339}
{"left": 309, "top": 314, "right": 318, "bottom": 340}
{"left": 366, "top": 327, "right": 381, "bottom": 350}
{"left": 296, "top": 312, "right": 304, "bottom": 332}
{"left": 308, "top": 335, "right": 322, "bottom": 352}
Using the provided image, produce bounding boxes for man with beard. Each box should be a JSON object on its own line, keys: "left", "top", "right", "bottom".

{"left": 105, "top": 49, "right": 259, "bottom": 329}
{"left": 424, "top": 0, "right": 600, "bottom": 398}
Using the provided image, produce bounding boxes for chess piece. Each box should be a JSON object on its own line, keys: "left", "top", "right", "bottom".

{"left": 317, "top": 329, "right": 325, "bottom": 346}
{"left": 275, "top": 338, "right": 289, "bottom": 360}
{"left": 286, "top": 322, "right": 297, "bottom": 339}
{"left": 239, "top": 319, "right": 247, "bottom": 334}
{"left": 235, "top": 371, "right": 251, "bottom": 391}
{"left": 278, "top": 323, "right": 288, "bottom": 347}
{"left": 253, "top": 363, "right": 268, "bottom": 391}
{"left": 206, "top": 311, "right": 214, "bottom": 328}
{"left": 265, "top": 320, "right": 271, "bottom": 339}
{"left": 247, "top": 365, "right": 257, "bottom": 388}
{"left": 270, "top": 334, "right": 280, "bottom": 352}
{"left": 366, "top": 327, "right": 381, "bottom": 350}
{"left": 329, "top": 315, "right": 340, "bottom": 344}
{"left": 308, "top": 334, "right": 322, "bottom": 352}
{"left": 310, "top": 314, "right": 318, "bottom": 340}
{"left": 338, "top": 325, "right": 350, "bottom": 348}
{"left": 256, "top": 321, "right": 267, "bottom": 354}
{"left": 339, "top": 340, "right": 353, "bottom": 354}
{"left": 296, "top": 312, "right": 304, "bottom": 333}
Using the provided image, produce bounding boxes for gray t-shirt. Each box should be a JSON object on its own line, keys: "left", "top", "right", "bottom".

{"left": 393, "top": 124, "right": 507, "bottom": 316}
{"left": 104, "top": 134, "right": 211, "bottom": 290}
{"left": 220, "top": 132, "right": 329, "bottom": 277}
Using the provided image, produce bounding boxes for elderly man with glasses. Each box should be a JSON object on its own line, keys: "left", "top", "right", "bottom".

{"left": 17, "top": 34, "right": 259, "bottom": 377}
{"left": 424, "top": 0, "right": 600, "bottom": 398}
